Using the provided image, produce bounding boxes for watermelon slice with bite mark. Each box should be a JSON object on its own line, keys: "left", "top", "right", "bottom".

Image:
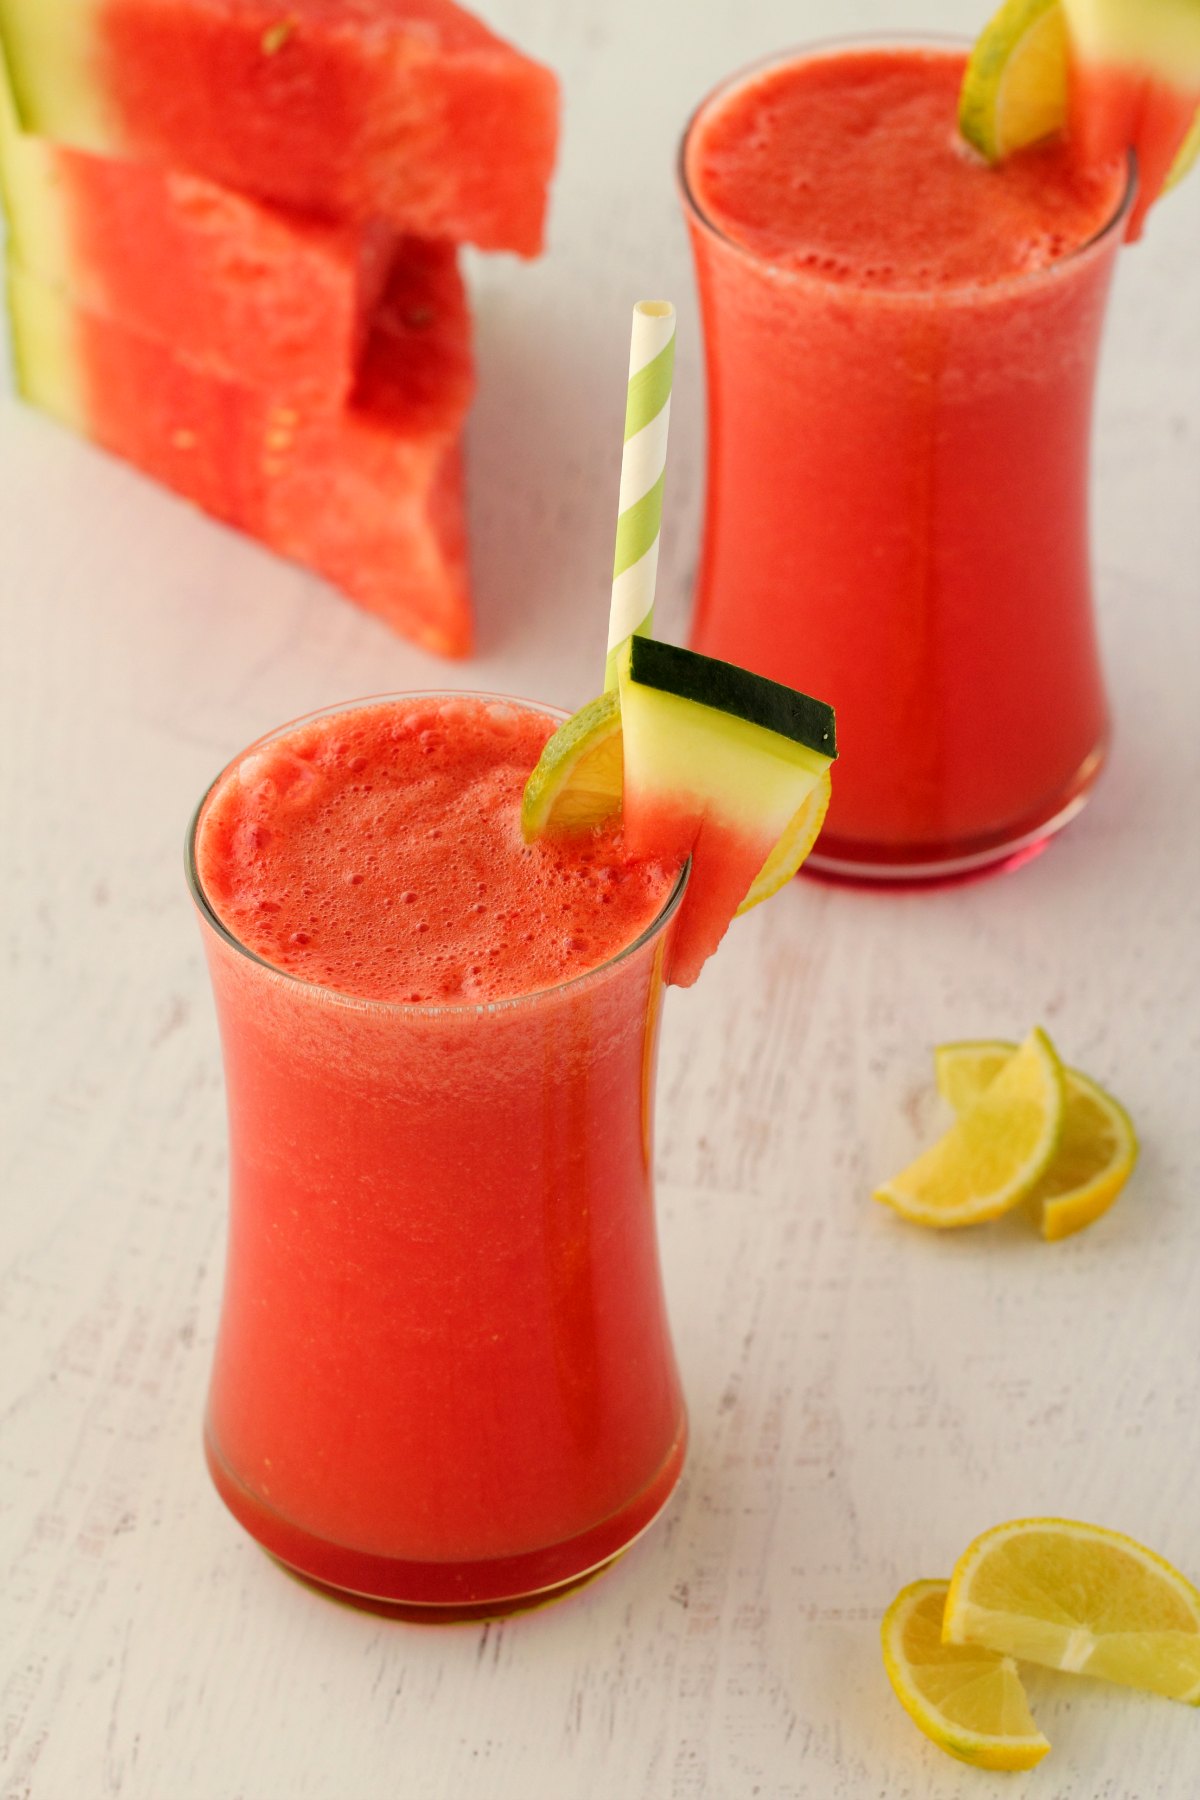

{"left": 8, "top": 240, "right": 475, "bottom": 655}
{"left": 0, "top": 72, "right": 392, "bottom": 404}
{"left": 618, "top": 637, "right": 836, "bottom": 987}
{"left": 0, "top": 0, "right": 559, "bottom": 256}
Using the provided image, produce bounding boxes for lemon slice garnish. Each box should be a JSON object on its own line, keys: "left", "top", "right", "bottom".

{"left": 882, "top": 1580, "right": 1050, "bottom": 1770}
{"left": 934, "top": 1038, "right": 1138, "bottom": 1239}
{"left": 945, "top": 1518, "right": 1200, "bottom": 1702}
{"left": 874, "top": 1027, "right": 1065, "bottom": 1228}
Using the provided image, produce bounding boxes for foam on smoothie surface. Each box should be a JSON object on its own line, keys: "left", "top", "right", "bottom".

{"left": 196, "top": 697, "right": 678, "bottom": 1004}
{"left": 687, "top": 47, "right": 1126, "bottom": 288}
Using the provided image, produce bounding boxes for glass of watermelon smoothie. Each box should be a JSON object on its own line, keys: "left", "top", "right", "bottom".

{"left": 187, "top": 692, "right": 688, "bottom": 1616}
{"left": 680, "top": 39, "right": 1134, "bottom": 881}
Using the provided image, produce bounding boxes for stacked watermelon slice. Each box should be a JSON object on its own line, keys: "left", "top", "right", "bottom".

{"left": 0, "top": 0, "right": 559, "bottom": 654}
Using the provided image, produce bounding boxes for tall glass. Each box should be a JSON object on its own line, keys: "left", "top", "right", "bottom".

{"left": 187, "top": 696, "right": 688, "bottom": 1616}
{"left": 680, "top": 40, "right": 1134, "bottom": 881}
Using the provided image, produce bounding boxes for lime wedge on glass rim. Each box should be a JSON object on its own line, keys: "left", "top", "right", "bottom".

{"left": 959, "top": 0, "right": 1071, "bottom": 161}
{"left": 520, "top": 689, "right": 623, "bottom": 840}
{"left": 959, "top": 0, "right": 1200, "bottom": 190}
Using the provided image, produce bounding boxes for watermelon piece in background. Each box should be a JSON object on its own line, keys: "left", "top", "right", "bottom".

{"left": 8, "top": 243, "right": 476, "bottom": 655}
{"left": 0, "top": 79, "right": 392, "bottom": 404}
{"left": 0, "top": 73, "right": 392, "bottom": 405}
{"left": 0, "top": 0, "right": 559, "bottom": 256}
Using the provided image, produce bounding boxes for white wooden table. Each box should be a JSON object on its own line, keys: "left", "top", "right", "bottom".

{"left": 3, "top": 2, "right": 1199, "bottom": 1794}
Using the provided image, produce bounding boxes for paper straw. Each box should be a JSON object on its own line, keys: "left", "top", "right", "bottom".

{"left": 605, "top": 300, "right": 676, "bottom": 689}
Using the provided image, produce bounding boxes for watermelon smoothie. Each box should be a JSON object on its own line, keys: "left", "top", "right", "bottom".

{"left": 681, "top": 42, "right": 1133, "bottom": 879}
{"left": 188, "top": 694, "right": 687, "bottom": 1612}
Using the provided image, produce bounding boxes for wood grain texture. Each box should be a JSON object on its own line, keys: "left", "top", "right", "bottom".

{"left": 2, "top": 1, "right": 1199, "bottom": 1794}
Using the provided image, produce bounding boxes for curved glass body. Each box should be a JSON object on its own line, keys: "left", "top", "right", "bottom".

{"left": 188, "top": 695, "right": 687, "bottom": 1615}
{"left": 681, "top": 40, "right": 1133, "bottom": 881}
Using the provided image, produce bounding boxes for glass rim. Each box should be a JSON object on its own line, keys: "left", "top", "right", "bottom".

{"left": 676, "top": 32, "right": 1137, "bottom": 300}
{"left": 186, "top": 690, "right": 689, "bottom": 1018}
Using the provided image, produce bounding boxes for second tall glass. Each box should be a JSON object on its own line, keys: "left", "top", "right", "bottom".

{"left": 681, "top": 40, "right": 1133, "bottom": 881}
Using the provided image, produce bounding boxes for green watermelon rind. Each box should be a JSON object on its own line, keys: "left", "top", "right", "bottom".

{"left": 627, "top": 635, "right": 837, "bottom": 762}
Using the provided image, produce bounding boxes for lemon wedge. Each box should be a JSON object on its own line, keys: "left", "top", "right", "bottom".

{"left": 874, "top": 1027, "right": 1065, "bottom": 1228}
{"left": 934, "top": 1038, "right": 1138, "bottom": 1240}
{"left": 882, "top": 1580, "right": 1050, "bottom": 1769}
{"left": 934, "top": 1038, "right": 1022, "bottom": 1113}
{"left": 944, "top": 1518, "right": 1200, "bottom": 1702}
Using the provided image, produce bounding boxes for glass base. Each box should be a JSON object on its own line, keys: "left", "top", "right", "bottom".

{"left": 204, "top": 1415, "right": 687, "bottom": 1620}
{"left": 805, "top": 743, "right": 1106, "bottom": 889}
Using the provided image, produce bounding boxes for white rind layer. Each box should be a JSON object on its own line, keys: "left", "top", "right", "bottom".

{"left": 1062, "top": 0, "right": 1200, "bottom": 80}
{"left": 0, "top": 65, "right": 73, "bottom": 289}
{"left": 7, "top": 262, "right": 87, "bottom": 430}
{"left": 0, "top": 0, "right": 114, "bottom": 149}
{"left": 618, "top": 670, "right": 831, "bottom": 844}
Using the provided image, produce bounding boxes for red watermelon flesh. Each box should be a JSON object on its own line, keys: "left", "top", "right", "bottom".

{"left": 260, "top": 244, "right": 475, "bottom": 653}
{"left": 621, "top": 796, "right": 780, "bottom": 989}
{"left": 24, "top": 149, "right": 393, "bottom": 402}
{"left": 1069, "top": 60, "right": 1199, "bottom": 237}
{"left": 9, "top": 240, "right": 475, "bottom": 654}
{"left": 2, "top": 0, "right": 559, "bottom": 255}
{"left": 616, "top": 638, "right": 837, "bottom": 989}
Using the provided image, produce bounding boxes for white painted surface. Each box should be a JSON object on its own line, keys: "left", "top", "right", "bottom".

{"left": 2, "top": 1, "right": 1199, "bottom": 1795}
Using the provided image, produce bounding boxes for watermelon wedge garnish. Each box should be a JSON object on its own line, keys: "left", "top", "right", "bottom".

{"left": 619, "top": 638, "right": 836, "bottom": 985}
{"left": 1063, "top": 0, "right": 1200, "bottom": 235}
{"left": 522, "top": 640, "right": 837, "bottom": 989}
{"left": 0, "top": 0, "right": 559, "bottom": 255}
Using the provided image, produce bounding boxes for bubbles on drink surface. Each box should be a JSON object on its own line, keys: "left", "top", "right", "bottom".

{"left": 688, "top": 46, "right": 1126, "bottom": 290}
{"left": 196, "top": 698, "right": 678, "bottom": 1004}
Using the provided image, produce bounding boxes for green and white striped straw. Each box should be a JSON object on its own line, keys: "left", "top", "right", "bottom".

{"left": 604, "top": 300, "right": 676, "bottom": 689}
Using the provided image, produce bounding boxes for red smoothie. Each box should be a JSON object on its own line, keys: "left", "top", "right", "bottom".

{"left": 683, "top": 44, "right": 1131, "bottom": 877}
{"left": 190, "top": 695, "right": 687, "bottom": 1610}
